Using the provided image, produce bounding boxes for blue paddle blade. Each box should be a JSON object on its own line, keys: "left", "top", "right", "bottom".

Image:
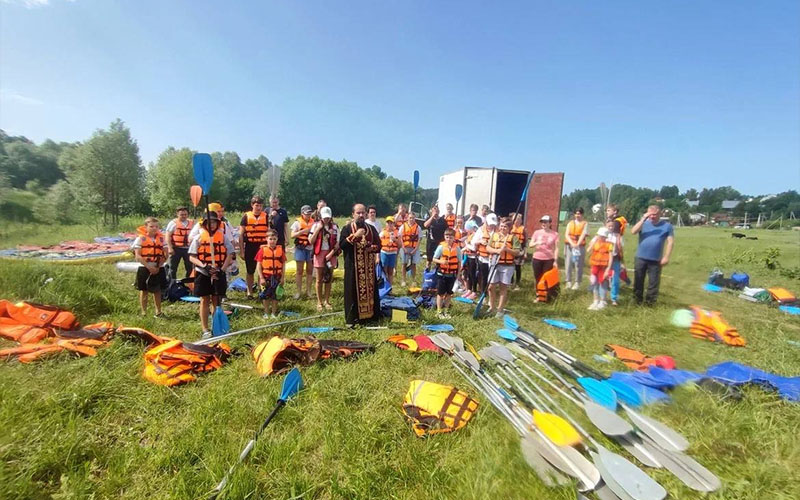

{"left": 455, "top": 184, "right": 463, "bottom": 201}
{"left": 543, "top": 318, "right": 577, "bottom": 331}
{"left": 279, "top": 367, "right": 303, "bottom": 402}
{"left": 299, "top": 327, "right": 334, "bottom": 334}
{"left": 496, "top": 328, "right": 519, "bottom": 341}
{"left": 413, "top": 170, "right": 420, "bottom": 189}
{"left": 646, "top": 366, "right": 704, "bottom": 387}
{"left": 578, "top": 377, "right": 618, "bottom": 410}
{"left": 702, "top": 283, "right": 723, "bottom": 293}
{"left": 423, "top": 324, "right": 454, "bottom": 332}
{"left": 281, "top": 311, "right": 300, "bottom": 317}
{"left": 503, "top": 315, "right": 520, "bottom": 332}
{"left": 472, "top": 294, "right": 486, "bottom": 319}
{"left": 780, "top": 305, "right": 800, "bottom": 315}
{"left": 604, "top": 378, "right": 644, "bottom": 407}
{"left": 454, "top": 296, "right": 473, "bottom": 304}
{"left": 519, "top": 171, "right": 534, "bottom": 201}
{"left": 180, "top": 296, "right": 201, "bottom": 302}
{"left": 192, "top": 153, "right": 214, "bottom": 194}
{"left": 212, "top": 307, "right": 230, "bottom": 336}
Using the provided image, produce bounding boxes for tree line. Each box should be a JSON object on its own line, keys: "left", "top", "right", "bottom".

{"left": 2, "top": 121, "right": 798, "bottom": 226}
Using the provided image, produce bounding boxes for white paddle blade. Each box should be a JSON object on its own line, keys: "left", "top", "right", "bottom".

{"left": 622, "top": 405, "right": 689, "bottom": 452}
{"left": 520, "top": 434, "right": 570, "bottom": 487}
{"left": 596, "top": 446, "right": 667, "bottom": 500}
{"left": 584, "top": 400, "right": 633, "bottom": 436}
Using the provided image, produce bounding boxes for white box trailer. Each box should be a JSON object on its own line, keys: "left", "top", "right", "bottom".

{"left": 438, "top": 167, "right": 528, "bottom": 217}
{"left": 437, "top": 167, "right": 565, "bottom": 233}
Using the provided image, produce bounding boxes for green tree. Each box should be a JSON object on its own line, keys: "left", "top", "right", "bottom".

{"left": 147, "top": 147, "right": 195, "bottom": 214}
{"left": 34, "top": 180, "right": 76, "bottom": 224}
{"left": 659, "top": 185, "right": 680, "bottom": 200}
{"left": 65, "top": 119, "right": 144, "bottom": 226}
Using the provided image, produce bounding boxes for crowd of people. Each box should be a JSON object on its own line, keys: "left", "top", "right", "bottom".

{"left": 130, "top": 195, "right": 675, "bottom": 336}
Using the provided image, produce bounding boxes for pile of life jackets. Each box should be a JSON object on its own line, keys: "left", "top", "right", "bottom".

{"left": 402, "top": 380, "right": 479, "bottom": 437}
{"left": 0, "top": 300, "right": 115, "bottom": 362}
{"left": 137, "top": 329, "right": 231, "bottom": 387}
{"left": 688, "top": 306, "right": 746, "bottom": 347}
{"left": 604, "top": 344, "right": 676, "bottom": 371}
{"left": 253, "top": 335, "right": 374, "bottom": 377}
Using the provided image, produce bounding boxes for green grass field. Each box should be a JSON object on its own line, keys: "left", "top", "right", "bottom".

{"left": 1, "top": 224, "right": 799, "bottom": 499}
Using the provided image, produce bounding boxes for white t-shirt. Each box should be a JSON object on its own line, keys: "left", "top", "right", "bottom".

{"left": 311, "top": 222, "right": 338, "bottom": 252}
{"left": 366, "top": 218, "right": 382, "bottom": 233}
{"left": 131, "top": 235, "right": 168, "bottom": 268}
{"left": 607, "top": 233, "right": 624, "bottom": 257}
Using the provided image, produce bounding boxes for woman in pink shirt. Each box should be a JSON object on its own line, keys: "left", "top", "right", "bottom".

{"left": 529, "top": 214, "right": 559, "bottom": 287}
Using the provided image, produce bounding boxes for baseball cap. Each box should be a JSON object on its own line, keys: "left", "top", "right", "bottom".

{"left": 385, "top": 215, "right": 395, "bottom": 223}
{"left": 464, "top": 220, "right": 478, "bottom": 232}
{"left": 208, "top": 202, "right": 222, "bottom": 213}
{"left": 320, "top": 207, "right": 332, "bottom": 219}
{"left": 597, "top": 227, "right": 609, "bottom": 237}
{"left": 301, "top": 205, "right": 313, "bottom": 215}
{"left": 486, "top": 213, "right": 498, "bottom": 226}
{"left": 540, "top": 214, "right": 552, "bottom": 222}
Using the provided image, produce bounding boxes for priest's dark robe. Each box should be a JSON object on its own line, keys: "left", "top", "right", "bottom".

{"left": 339, "top": 221, "right": 381, "bottom": 325}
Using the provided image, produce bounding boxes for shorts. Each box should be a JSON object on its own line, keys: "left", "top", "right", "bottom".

{"left": 313, "top": 252, "right": 332, "bottom": 269}
{"left": 194, "top": 272, "right": 228, "bottom": 297}
{"left": 590, "top": 265, "right": 608, "bottom": 284}
{"left": 244, "top": 242, "right": 263, "bottom": 274}
{"left": 380, "top": 252, "right": 397, "bottom": 269}
{"left": 259, "top": 275, "right": 281, "bottom": 299}
{"left": 489, "top": 264, "right": 514, "bottom": 286}
{"left": 403, "top": 248, "right": 421, "bottom": 265}
{"left": 136, "top": 266, "right": 166, "bottom": 292}
{"left": 436, "top": 274, "right": 456, "bottom": 296}
{"left": 294, "top": 246, "right": 312, "bottom": 262}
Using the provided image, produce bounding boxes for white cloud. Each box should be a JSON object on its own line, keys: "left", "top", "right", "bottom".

{"left": 0, "top": 89, "right": 45, "bottom": 106}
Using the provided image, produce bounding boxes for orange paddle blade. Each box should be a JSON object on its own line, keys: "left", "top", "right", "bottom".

{"left": 190, "top": 185, "right": 203, "bottom": 207}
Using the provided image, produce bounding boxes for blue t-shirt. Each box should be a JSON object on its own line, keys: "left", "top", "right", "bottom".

{"left": 636, "top": 220, "right": 674, "bottom": 261}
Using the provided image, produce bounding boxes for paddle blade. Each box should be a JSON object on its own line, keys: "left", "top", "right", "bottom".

{"left": 192, "top": 153, "right": 214, "bottom": 194}
{"left": 503, "top": 315, "right": 520, "bottom": 332}
{"left": 422, "top": 324, "right": 454, "bottom": 332}
{"left": 298, "top": 327, "right": 334, "bottom": 334}
{"left": 583, "top": 400, "right": 632, "bottom": 436}
{"left": 269, "top": 164, "right": 282, "bottom": 198}
{"left": 520, "top": 434, "right": 569, "bottom": 487}
{"left": 624, "top": 408, "right": 690, "bottom": 452}
{"left": 496, "top": 328, "right": 519, "bottom": 342}
{"left": 279, "top": 367, "right": 303, "bottom": 402}
{"left": 578, "top": 377, "right": 618, "bottom": 410}
{"left": 212, "top": 307, "right": 230, "bottom": 336}
{"left": 519, "top": 170, "right": 534, "bottom": 202}
{"left": 413, "top": 170, "right": 420, "bottom": 189}
{"left": 455, "top": 183, "right": 463, "bottom": 201}
{"left": 533, "top": 410, "right": 582, "bottom": 447}
{"left": 190, "top": 185, "right": 203, "bottom": 207}
{"left": 472, "top": 292, "right": 487, "bottom": 319}
{"left": 605, "top": 379, "right": 643, "bottom": 407}
{"left": 543, "top": 318, "right": 577, "bottom": 331}
{"left": 596, "top": 445, "right": 667, "bottom": 500}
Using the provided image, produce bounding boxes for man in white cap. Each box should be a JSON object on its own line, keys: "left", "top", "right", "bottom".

{"left": 471, "top": 212, "right": 498, "bottom": 293}
{"left": 290, "top": 204, "right": 315, "bottom": 298}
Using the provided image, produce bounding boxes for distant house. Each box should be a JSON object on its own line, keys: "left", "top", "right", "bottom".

{"left": 721, "top": 200, "right": 741, "bottom": 210}
{"left": 686, "top": 200, "right": 699, "bottom": 208}
{"left": 689, "top": 213, "right": 706, "bottom": 224}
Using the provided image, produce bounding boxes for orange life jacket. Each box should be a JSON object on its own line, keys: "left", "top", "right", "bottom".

{"left": 196, "top": 229, "right": 227, "bottom": 266}
{"left": 604, "top": 344, "right": 656, "bottom": 371}
{"left": 565, "top": 220, "right": 588, "bottom": 245}
{"left": 536, "top": 266, "right": 560, "bottom": 302}
{"left": 170, "top": 219, "right": 194, "bottom": 248}
{"left": 402, "top": 222, "right": 420, "bottom": 249}
{"left": 477, "top": 226, "right": 492, "bottom": 258}
{"left": 243, "top": 211, "right": 268, "bottom": 244}
{"left": 259, "top": 245, "right": 285, "bottom": 278}
{"left": 590, "top": 240, "right": 613, "bottom": 267}
{"left": 253, "top": 336, "right": 374, "bottom": 377}
{"left": 453, "top": 229, "right": 463, "bottom": 246}
{"left": 143, "top": 339, "right": 230, "bottom": 386}
{"left": 490, "top": 232, "right": 516, "bottom": 265}
{"left": 615, "top": 216, "right": 628, "bottom": 235}
{"left": 293, "top": 217, "right": 313, "bottom": 247}
{"left": 139, "top": 234, "right": 165, "bottom": 263}
{"left": 0, "top": 300, "right": 78, "bottom": 343}
{"left": 511, "top": 225, "right": 525, "bottom": 244}
{"left": 0, "top": 321, "right": 115, "bottom": 363}
{"left": 768, "top": 287, "right": 797, "bottom": 305}
{"left": 444, "top": 214, "right": 456, "bottom": 229}
{"left": 437, "top": 243, "right": 460, "bottom": 275}
{"left": 380, "top": 228, "right": 399, "bottom": 252}
{"left": 688, "top": 306, "right": 746, "bottom": 347}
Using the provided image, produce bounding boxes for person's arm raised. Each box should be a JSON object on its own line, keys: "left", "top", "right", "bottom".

{"left": 631, "top": 213, "right": 649, "bottom": 235}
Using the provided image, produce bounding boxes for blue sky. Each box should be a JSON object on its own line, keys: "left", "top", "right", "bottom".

{"left": 1, "top": 0, "right": 798, "bottom": 194}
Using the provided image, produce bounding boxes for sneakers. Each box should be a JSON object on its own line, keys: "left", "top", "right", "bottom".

{"left": 571, "top": 282, "right": 580, "bottom": 290}
{"left": 263, "top": 313, "right": 271, "bottom": 319}
{"left": 467, "top": 291, "right": 477, "bottom": 300}
{"left": 495, "top": 311, "right": 504, "bottom": 319}
{"left": 270, "top": 313, "right": 278, "bottom": 319}
{"left": 596, "top": 301, "right": 607, "bottom": 310}
{"left": 442, "top": 311, "right": 452, "bottom": 319}
{"left": 293, "top": 293, "right": 301, "bottom": 300}
{"left": 588, "top": 301, "right": 599, "bottom": 310}
{"left": 201, "top": 331, "right": 212, "bottom": 339}
{"left": 437, "top": 311, "right": 446, "bottom": 319}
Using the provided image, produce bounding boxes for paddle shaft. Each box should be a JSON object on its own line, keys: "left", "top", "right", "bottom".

{"left": 194, "top": 311, "right": 340, "bottom": 345}
{"left": 516, "top": 325, "right": 605, "bottom": 380}
{"left": 209, "top": 399, "right": 286, "bottom": 499}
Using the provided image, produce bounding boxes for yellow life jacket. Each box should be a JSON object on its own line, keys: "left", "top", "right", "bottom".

{"left": 536, "top": 266, "right": 560, "bottom": 303}
{"left": 143, "top": 339, "right": 231, "bottom": 386}
{"left": 565, "top": 220, "right": 587, "bottom": 245}
{"left": 253, "top": 336, "right": 374, "bottom": 377}
{"left": 688, "top": 306, "right": 746, "bottom": 347}
{"left": 768, "top": 287, "right": 797, "bottom": 305}
{"left": 402, "top": 380, "right": 479, "bottom": 437}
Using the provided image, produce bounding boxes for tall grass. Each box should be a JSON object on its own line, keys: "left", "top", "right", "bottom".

{"left": 0, "top": 226, "right": 798, "bottom": 499}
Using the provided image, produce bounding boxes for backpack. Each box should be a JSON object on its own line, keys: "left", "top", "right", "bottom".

{"left": 422, "top": 269, "right": 438, "bottom": 291}
{"left": 163, "top": 279, "right": 191, "bottom": 302}
{"left": 380, "top": 296, "right": 421, "bottom": 321}
{"left": 730, "top": 272, "right": 750, "bottom": 289}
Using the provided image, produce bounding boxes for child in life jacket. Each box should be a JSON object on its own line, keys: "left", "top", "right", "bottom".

{"left": 587, "top": 227, "right": 614, "bottom": 310}
{"left": 132, "top": 217, "right": 168, "bottom": 317}
{"left": 379, "top": 216, "right": 399, "bottom": 287}
{"left": 189, "top": 212, "right": 235, "bottom": 337}
{"left": 461, "top": 219, "right": 479, "bottom": 300}
{"left": 255, "top": 230, "right": 286, "bottom": 318}
{"left": 398, "top": 211, "right": 422, "bottom": 287}
{"left": 432, "top": 228, "right": 462, "bottom": 318}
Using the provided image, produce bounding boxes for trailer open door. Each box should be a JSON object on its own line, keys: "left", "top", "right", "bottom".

{"left": 525, "top": 173, "right": 565, "bottom": 234}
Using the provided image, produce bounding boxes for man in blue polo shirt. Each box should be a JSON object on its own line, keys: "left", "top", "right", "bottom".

{"left": 630, "top": 205, "right": 674, "bottom": 305}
